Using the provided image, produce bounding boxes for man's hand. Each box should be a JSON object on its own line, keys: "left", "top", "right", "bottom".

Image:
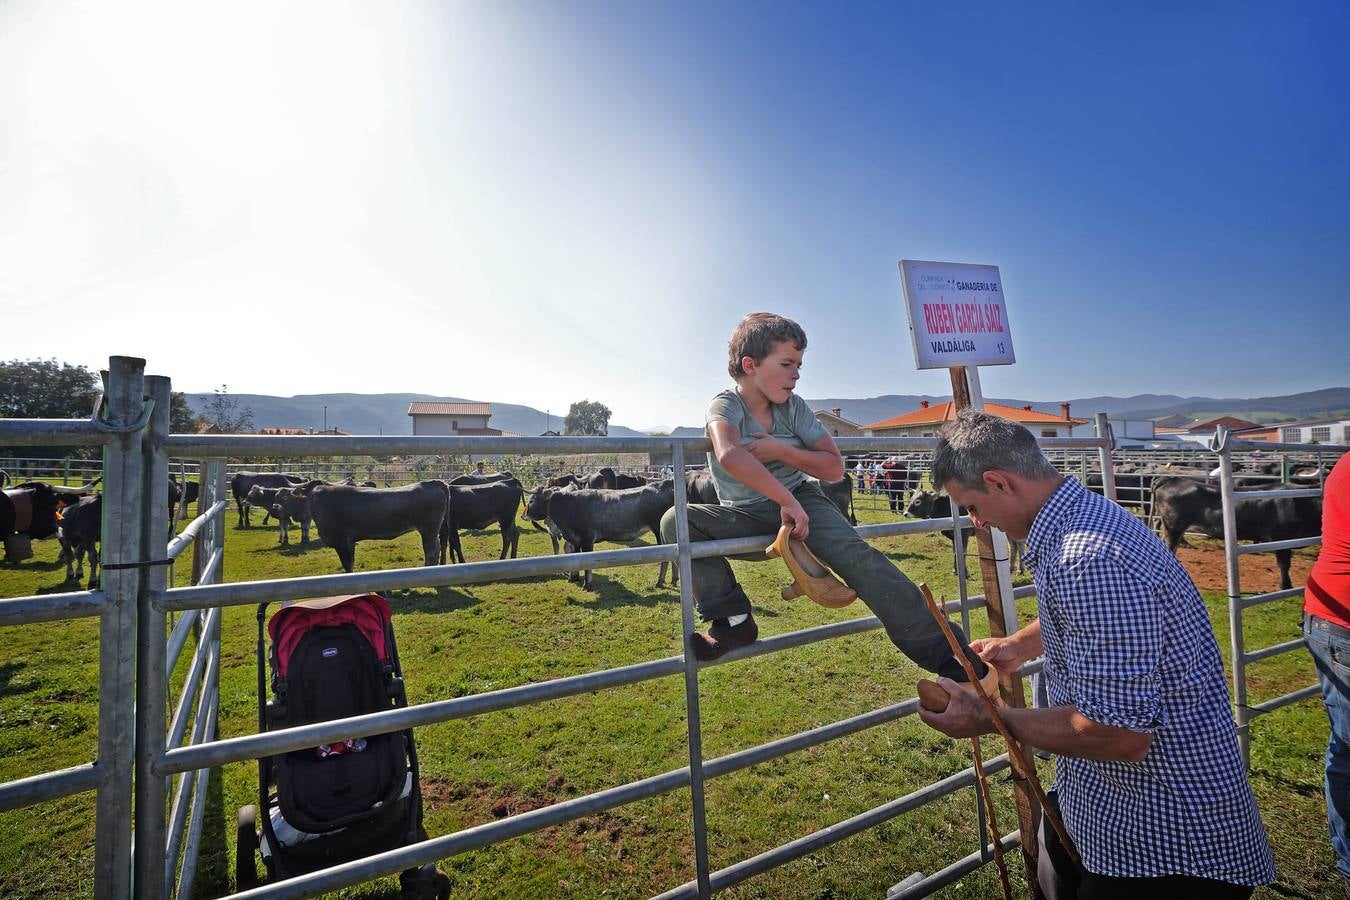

{"left": 969, "top": 621, "right": 1042, "bottom": 677}
{"left": 745, "top": 432, "right": 787, "bottom": 464}
{"left": 916, "top": 677, "right": 993, "bottom": 738}
{"left": 780, "top": 499, "right": 810, "bottom": 540}
{"left": 970, "top": 635, "right": 1028, "bottom": 676}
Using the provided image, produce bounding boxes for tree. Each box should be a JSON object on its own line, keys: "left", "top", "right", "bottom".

{"left": 564, "top": 400, "right": 611, "bottom": 436}
{"left": 0, "top": 359, "right": 102, "bottom": 459}
{"left": 169, "top": 392, "right": 201, "bottom": 433}
{"left": 204, "top": 385, "right": 254, "bottom": 433}
{"left": 0, "top": 358, "right": 100, "bottom": 419}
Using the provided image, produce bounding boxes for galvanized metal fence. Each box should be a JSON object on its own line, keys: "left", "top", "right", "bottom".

{"left": 145, "top": 429, "right": 1113, "bottom": 899}
{"left": 1209, "top": 426, "right": 1345, "bottom": 766}
{"left": 0, "top": 365, "right": 1158, "bottom": 898}
{"left": 0, "top": 358, "right": 151, "bottom": 900}
{"left": 0, "top": 367, "right": 235, "bottom": 899}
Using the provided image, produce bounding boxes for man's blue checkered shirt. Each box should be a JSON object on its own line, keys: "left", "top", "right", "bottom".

{"left": 1023, "top": 477, "right": 1275, "bottom": 884}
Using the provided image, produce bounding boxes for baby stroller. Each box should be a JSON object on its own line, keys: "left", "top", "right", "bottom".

{"left": 235, "top": 593, "right": 449, "bottom": 898}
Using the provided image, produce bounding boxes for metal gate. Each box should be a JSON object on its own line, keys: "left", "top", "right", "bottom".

{"left": 1210, "top": 425, "right": 1343, "bottom": 765}
{"left": 1, "top": 357, "right": 1123, "bottom": 898}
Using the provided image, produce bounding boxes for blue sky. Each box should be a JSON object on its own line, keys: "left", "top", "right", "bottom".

{"left": 1, "top": 2, "right": 1346, "bottom": 430}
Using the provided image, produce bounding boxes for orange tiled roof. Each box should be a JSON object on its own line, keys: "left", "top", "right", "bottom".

{"left": 407, "top": 402, "right": 492, "bottom": 417}
{"left": 864, "top": 401, "right": 1087, "bottom": 430}
{"left": 1186, "top": 416, "right": 1260, "bottom": 432}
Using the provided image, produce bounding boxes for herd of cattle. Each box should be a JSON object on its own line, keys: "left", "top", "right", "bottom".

{"left": 0, "top": 457, "right": 1330, "bottom": 593}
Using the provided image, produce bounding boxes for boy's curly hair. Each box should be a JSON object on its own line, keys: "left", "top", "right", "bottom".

{"left": 727, "top": 313, "right": 807, "bottom": 380}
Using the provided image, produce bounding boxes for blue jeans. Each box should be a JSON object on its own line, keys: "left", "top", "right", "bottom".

{"left": 1304, "top": 611, "right": 1350, "bottom": 886}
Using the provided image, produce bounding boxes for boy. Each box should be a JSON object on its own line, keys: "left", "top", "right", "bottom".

{"left": 660, "top": 312, "right": 991, "bottom": 685}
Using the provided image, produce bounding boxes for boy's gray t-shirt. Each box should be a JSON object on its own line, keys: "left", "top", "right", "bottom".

{"left": 705, "top": 388, "right": 830, "bottom": 507}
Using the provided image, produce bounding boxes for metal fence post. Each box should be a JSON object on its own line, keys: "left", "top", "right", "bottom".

{"left": 94, "top": 356, "right": 147, "bottom": 899}
{"left": 672, "top": 443, "right": 712, "bottom": 898}
{"left": 191, "top": 461, "right": 208, "bottom": 586}
{"left": 134, "top": 375, "right": 172, "bottom": 897}
{"left": 1212, "top": 426, "right": 1250, "bottom": 766}
{"left": 1094, "top": 414, "right": 1116, "bottom": 502}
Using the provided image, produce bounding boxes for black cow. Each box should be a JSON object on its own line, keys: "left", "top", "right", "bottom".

{"left": 2, "top": 479, "right": 98, "bottom": 563}
{"left": 230, "top": 472, "right": 308, "bottom": 527}
{"left": 521, "top": 483, "right": 579, "bottom": 555}
{"left": 905, "top": 489, "right": 1024, "bottom": 575}
{"left": 548, "top": 473, "right": 584, "bottom": 488}
{"left": 524, "top": 481, "right": 676, "bottom": 589}
{"left": 270, "top": 480, "right": 321, "bottom": 545}
{"left": 168, "top": 477, "right": 200, "bottom": 516}
{"left": 1150, "top": 476, "right": 1321, "bottom": 590}
{"left": 270, "top": 479, "right": 386, "bottom": 547}
{"left": 584, "top": 467, "right": 647, "bottom": 490}
{"left": 304, "top": 481, "right": 449, "bottom": 573}
{"left": 1291, "top": 464, "right": 1327, "bottom": 485}
{"left": 876, "top": 460, "right": 911, "bottom": 513}
{"left": 448, "top": 471, "right": 514, "bottom": 486}
{"left": 813, "top": 476, "right": 856, "bottom": 525}
{"left": 1085, "top": 472, "right": 1154, "bottom": 511}
{"left": 57, "top": 493, "right": 102, "bottom": 588}
{"left": 441, "top": 478, "right": 523, "bottom": 563}
{"left": 686, "top": 470, "right": 719, "bottom": 505}
{"left": 245, "top": 485, "right": 296, "bottom": 542}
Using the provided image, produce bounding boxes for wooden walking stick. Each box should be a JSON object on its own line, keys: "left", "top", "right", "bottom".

{"left": 916, "top": 582, "right": 1083, "bottom": 880}
{"left": 920, "top": 681, "right": 1014, "bottom": 900}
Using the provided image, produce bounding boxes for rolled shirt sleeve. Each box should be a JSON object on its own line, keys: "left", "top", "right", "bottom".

{"left": 788, "top": 394, "right": 830, "bottom": 448}
{"left": 1050, "top": 553, "right": 1164, "bottom": 733}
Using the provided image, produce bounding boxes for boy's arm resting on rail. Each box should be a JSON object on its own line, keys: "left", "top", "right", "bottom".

{"left": 708, "top": 420, "right": 812, "bottom": 538}
{"left": 743, "top": 432, "right": 845, "bottom": 482}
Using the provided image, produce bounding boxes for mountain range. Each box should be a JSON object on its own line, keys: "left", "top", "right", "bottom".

{"left": 184, "top": 387, "right": 1350, "bottom": 437}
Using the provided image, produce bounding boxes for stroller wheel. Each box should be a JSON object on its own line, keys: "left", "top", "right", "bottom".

{"left": 235, "top": 805, "right": 260, "bottom": 889}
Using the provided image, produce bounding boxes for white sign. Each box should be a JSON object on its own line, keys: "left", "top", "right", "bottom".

{"left": 899, "top": 260, "right": 1015, "bottom": 369}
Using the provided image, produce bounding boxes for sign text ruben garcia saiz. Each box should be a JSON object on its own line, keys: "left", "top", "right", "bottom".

{"left": 899, "top": 259, "right": 1016, "bottom": 370}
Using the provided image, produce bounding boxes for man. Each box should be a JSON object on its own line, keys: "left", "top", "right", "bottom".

{"left": 1305, "top": 451, "right": 1350, "bottom": 888}
{"left": 918, "top": 410, "right": 1274, "bottom": 898}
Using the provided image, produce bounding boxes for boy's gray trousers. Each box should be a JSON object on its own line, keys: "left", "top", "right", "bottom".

{"left": 659, "top": 480, "right": 981, "bottom": 681}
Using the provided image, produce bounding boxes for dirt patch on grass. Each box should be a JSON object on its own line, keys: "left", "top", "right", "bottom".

{"left": 421, "top": 773, "right": 573, "bottom": 820}
{"left": 419, "top": 775, "right": 653, "bottom": 862}
{"left": 1174, "top": 541, "right": 1314, "bottom": 595}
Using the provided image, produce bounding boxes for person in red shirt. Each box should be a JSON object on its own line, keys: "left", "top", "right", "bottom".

{"left": 1305, "top": 451, "right": 1350, "bottom": 888}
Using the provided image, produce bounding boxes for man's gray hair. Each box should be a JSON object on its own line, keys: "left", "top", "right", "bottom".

{"left": 930, "top": 409, "right": 1060, "bottom": 490}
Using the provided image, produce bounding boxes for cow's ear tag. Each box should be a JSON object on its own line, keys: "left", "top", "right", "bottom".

{"left": 322, "top": 647, "right": 339, "bottom": 658}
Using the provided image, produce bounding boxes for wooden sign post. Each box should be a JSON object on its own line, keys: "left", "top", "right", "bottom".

{"left": 900, "top": 260, "right": 1042, "bottom": 891}
{"left": 950, "top": 364, "right": 1042, "bottom": 890}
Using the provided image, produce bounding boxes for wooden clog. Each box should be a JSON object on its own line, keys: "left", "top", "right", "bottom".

{"left": 765, "top": 524, "right": 857, "bottom": 609}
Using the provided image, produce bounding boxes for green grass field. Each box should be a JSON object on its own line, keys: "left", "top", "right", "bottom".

{"left": 0, "top": 497, "right": 1341, "bottom": 898}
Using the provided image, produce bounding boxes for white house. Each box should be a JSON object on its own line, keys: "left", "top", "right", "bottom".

{"left": 407, "top": 402, "right": 501, "bottom": 436}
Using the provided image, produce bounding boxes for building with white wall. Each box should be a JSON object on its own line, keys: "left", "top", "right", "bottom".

{"left": 407, "top": 402, "right": 500, "bottom": 436}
